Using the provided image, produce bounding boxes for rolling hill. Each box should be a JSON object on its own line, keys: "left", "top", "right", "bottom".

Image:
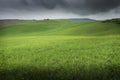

{"left": 0, "top": 20, "right": 120, "bottom": 37}
{"left": 0, "top": 19, "right": 120, "bottom": 80}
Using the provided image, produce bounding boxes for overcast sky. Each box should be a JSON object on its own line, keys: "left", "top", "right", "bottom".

{"left": 0, "top": 0, "right": 120, "bottom": 20}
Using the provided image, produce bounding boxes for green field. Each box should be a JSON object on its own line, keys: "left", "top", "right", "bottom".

{"left": 0, "top": 20, "right": 120, "bottom": 80}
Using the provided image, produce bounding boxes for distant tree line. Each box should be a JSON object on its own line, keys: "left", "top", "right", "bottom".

{"left": 102, "top": 18, "right": 120, "bottom": 24}
{"left": 44, "top": 19, "right": 50, "bottom": 21}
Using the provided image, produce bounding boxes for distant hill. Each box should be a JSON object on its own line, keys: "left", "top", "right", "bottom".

{"left": 0, "top": 19, "right": 34, "bottom": 26}
{"left": 67, "top": 18, "right": 97, "bottom": 22}
{"left": 0, "top": 19, "right": 20, "bottom": 25}
{"left": 54, "top": 18, "right": 97, "bottom": 22}
{"left": 0, "top": 18, "right": 96, "bottom": 26}
{"left": 0, "top": 20, "right": 120, "bottom": 36}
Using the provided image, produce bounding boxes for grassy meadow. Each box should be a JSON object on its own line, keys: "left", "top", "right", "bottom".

{"left": 0, "top": 20, "right": 120, "bottom": 80}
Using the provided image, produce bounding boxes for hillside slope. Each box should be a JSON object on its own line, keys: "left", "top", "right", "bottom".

{"left": 0, "top": 20, "right": 120, "bottom": 80}
{"left": 0, "top": 20, "right": 120, "bottom": 36}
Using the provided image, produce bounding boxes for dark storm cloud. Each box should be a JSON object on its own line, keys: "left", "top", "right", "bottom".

{"left": 65, "top": 0, "right": 120, "bottom": 15}
{"left": 0, "top": 0, "right": 66, "bottom": 9}
{"left": 86, "top": 0, "right": 120, "bottom": 13}
{"left": 0, "top": 0, "right": 120, "bottom": 15}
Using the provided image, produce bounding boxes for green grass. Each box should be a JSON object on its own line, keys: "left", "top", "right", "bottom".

{"left": 0, "top": 20, "right": 120, "bottom": 80}
{"left": 0, "top": 20, "right": 120, "bottom": 36}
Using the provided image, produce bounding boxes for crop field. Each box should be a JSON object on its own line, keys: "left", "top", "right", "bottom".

{"left": 0, "top": 20, "right": 120, "bottom": 80}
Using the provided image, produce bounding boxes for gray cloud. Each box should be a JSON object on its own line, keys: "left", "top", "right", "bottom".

{"left": 65, "top": 0, "right": 120, "bottom": 15}
{"left": 0, "top": 0, "right": 120, "bottom": 19}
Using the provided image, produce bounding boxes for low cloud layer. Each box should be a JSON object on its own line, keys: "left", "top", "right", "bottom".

{"left": 0, "top": 0, "right": 120, "bottom": 19}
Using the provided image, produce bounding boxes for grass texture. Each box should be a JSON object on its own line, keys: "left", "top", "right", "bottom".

{"left": 0, "top": 20, "right": 120, "bottom": 80}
